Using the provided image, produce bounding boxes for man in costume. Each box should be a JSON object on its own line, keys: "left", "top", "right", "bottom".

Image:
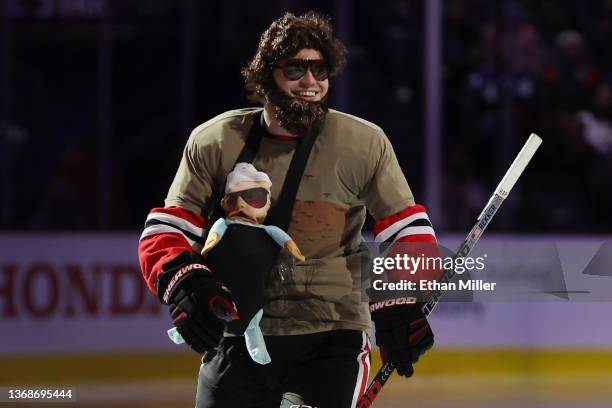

{"left": 138, "top": 11, "right": 437, "bottom": 408}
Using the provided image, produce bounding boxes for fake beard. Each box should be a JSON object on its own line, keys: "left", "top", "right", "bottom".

{"left": 266, "top": 87, "right": 328, "bottom": 136}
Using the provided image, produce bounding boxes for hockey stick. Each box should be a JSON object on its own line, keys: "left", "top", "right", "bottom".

{"left": 357, "top": 133, "right": 542, "bottom": 408}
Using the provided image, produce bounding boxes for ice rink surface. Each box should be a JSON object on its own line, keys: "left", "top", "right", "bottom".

{"left": 8, "top": 373, "right": 611, "bottom": 408}
{"left": 3, "top": 348, "right": 612, "bottom": 407}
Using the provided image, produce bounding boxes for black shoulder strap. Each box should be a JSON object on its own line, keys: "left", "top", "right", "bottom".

{"left": 235, "top": 113, "right": 267, "bottom": 164}
{"left": 265, "top": 126, "right": 317, "bottom": 231}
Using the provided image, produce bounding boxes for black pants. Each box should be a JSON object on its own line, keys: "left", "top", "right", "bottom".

{"left": 195, "top": 330, "right": 371, "bottom": 408}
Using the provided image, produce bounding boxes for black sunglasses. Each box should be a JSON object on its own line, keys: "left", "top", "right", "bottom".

{"left": 225, "top": 187, "right": 269, "bottom": 209}
{"left": 276, "top": 59, "right": 330, "bottom": 81}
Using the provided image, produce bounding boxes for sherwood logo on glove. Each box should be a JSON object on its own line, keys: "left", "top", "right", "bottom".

{"left": 162, "top": 263, "right": 211, "bottom": 303}
{"left": 369, "top": 297, "right": 417, "bottom": 312}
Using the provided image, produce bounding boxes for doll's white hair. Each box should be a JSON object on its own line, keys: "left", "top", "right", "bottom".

{"left": 225, "top": 162, "right": 272, "bottom": 193}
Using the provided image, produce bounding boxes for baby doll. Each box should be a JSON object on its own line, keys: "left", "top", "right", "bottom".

{"left": 169, "top": 163, "right": 305, "bottom": 365}
{"left": 201, "top": 162, "right": 305, "bottom": 262}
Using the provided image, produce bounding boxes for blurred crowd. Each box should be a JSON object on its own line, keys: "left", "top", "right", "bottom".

{"left": 2, "top": 0, "right": 611, "bottom": 232}
{"left": 439, "top": 0, "right": 612, "bottom": 232}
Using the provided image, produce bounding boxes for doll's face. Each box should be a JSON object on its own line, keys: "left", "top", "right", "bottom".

{"left": 221, "top": 180, "right": 271, "bottom": 224}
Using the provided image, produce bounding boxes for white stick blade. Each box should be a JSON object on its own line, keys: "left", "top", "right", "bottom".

{"left": 495, "top": 133, "right": 542, "bottom": 197}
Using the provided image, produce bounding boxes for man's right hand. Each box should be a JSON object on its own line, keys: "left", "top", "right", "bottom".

{"left": 158, "top": 251, "right": 238, "bottom": 353}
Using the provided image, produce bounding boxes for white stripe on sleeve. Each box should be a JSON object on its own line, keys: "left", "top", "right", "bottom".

{"left": 145, "top": 212, "right": 204, "bottom": 237}
{"left": 394, "top": 225, "right": 436, "bottom": 242}
{"left": 140, "top": 224, "right": 196, "bottom": 246}
{"left": 374, "top": 212, "right": 430, "bottom": 242}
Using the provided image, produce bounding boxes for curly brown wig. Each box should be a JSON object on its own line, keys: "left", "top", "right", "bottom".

{"left": 241, "top": 11, "right": 347, "bottom": 103}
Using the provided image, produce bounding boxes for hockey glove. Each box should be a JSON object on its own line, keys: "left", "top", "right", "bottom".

{"left": 158, "top": 251, "right": 238, "bottom": 353}
{"left": 370, "top": 300, "right": 434, "bottom": 377}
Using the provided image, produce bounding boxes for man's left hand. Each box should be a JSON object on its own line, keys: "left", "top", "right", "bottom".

{"left": 370, "top": 301, "right": 434, "bottom": 377}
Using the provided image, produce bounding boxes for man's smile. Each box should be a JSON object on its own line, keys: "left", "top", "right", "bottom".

{"left": 292, "top": 89, "right": 320, "bottom": 101}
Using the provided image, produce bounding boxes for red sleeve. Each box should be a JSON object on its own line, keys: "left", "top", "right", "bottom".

{"left": 137, "top": 206, "right": 206, "bottom": 294}
{"left": 373, "top": 204, "right": 436, "bottom": 243}
{"left": 372, "top": 204, "right": 440, "bottom": 286}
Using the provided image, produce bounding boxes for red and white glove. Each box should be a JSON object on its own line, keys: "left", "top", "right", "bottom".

{"left": 158, "top": 251, "right": 238, "bottom": 353}
{"left": 370, "top": 300, "right": 434, "bottom": 377}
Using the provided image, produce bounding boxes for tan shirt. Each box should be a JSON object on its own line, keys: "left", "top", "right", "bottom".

{"left": 166, "top": 108, "right": 415, "bottom": 335}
